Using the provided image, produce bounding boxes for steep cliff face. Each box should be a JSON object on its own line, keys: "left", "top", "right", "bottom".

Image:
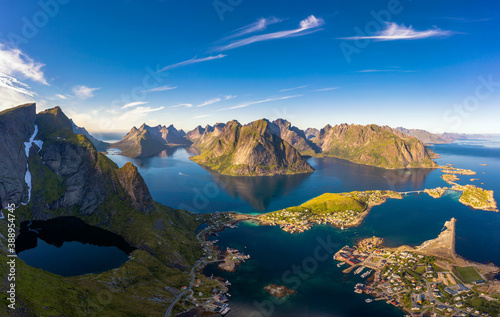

{"left": 192, "top": 123, "right": 226, "bottom": 150}
{"left": 312, "top": 123, "right": 437, "bottom": 169}
{"left": 0, "top": 104, "right": 201, "bottom": 266}
{"left": 191, "top": 119, "right": 314, "bottom": 176}
{"left": 112, "top": 123, "right": 190, "bottom": 158}
{"left": 305, "top": 128, "right": 319, "bottom": 140}
{"left": 186, "top": 125, "right": 205, "bottom": 142}
{"left": 268, "top": 119, "right": 320, "bottom": 156}
{"left": 0, "top": 103, "right": 37, "bottom": 208}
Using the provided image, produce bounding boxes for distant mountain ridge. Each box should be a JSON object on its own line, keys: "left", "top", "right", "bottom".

{"left": 70, "top": 119, "right": 110, "bottom": 151}
{"left": 112, "top": 123, "right": 191, "bottom": 158}
{"left": 311, "top": 123, "right": 438, "bottom": 169}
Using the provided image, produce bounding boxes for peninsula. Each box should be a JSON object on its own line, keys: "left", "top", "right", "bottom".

{"left": 258, "top": 190, "right": 403, "bottom": 233}
{"left": 334, "top": 218, "right": 500, "bottom": 316}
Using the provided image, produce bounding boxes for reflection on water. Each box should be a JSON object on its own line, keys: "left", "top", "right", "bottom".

{"left": 206, "top": 168, "right": 312, "bottom": 211}
{"left": 16, "top": 217, "right": 134, "bottom": 276}
{"left": 107, "top": 148, "right": 438, "bottom": 213}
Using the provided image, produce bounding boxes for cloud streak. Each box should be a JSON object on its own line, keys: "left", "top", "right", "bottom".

{"left": 356, "top": 69, "right": 416, "bottom": 73}
{"left": 159, "top": 55, "right": 226, "bottom": 72}
{"left": 122, "top": 101, "right": 148, "bottom": 109}
{"left": 73, "top": 85, "right": 100, "bottom": 99}
{"left": 218, "top": 95, "right": 302, "bottom": 111}
{"left": 143, "top": 85, "right": 177, "bottom": 93}
{"left": 0, "top": 44, "right": 48, "bottom": 85}
{"left": 214, "top": 15, "right": 324, "bottom": 51}
{"left": 197, "top": 95, "right": 236, "bottom": 107}
{"left": 340, "top": 22, "right": 453, "bottom": 41}
{"left": 314, "top": 87, "right": 339, "bottom": 92}
{"left": 0, "top": 73, "right": 36, "bottom": 97}
{"left": 279, "top": 85, "right": 309, "bottom": 92}
{"left": 220, "top": 17, "right": 283, "bottom": 41}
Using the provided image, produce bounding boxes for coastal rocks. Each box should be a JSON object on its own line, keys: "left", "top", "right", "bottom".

{"left": 217, "top": 247, "right": 250, "bottom": 272}
{"left": 264, "top": 284, "right": 296, "bottom": 298}
{"left": 424, "top": 187, "right": 448, "bottom": 199}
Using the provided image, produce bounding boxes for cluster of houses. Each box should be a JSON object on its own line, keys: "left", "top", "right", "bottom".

{"left": 335, "top": 245, "right": 496, "bottom": 316}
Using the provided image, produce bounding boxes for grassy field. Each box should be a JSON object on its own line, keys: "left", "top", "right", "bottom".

{"left": 455, "top": 266, "right": 482, "bottom": 283}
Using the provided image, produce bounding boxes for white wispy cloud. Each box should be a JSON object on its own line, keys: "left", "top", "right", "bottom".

{"left": 340, "top": 22, "right": 452, "bottom": 41}
{"left": 0, "top": 73, "right": 36, "bottom": 97}
{"left": 73, "top": 85, "right": 100, "bottom": 99}
{"left": 143, "top": 85, "right": 177, "bottom": 93}
{"left": 0, "top": 44, "right": 48, "bottom": 85}
{"left": 118, "top": 106, "right": 165, "bottom": 126}
{"left": 314, "top": 87, "right": 339, "bottom": 92}
{"left": 219, "top": 95, "right": 302, "bottom": 111}
{"left": 356, "top": 69, "right": 415, "bottom": 73}
{"left": 197, "top": 98, "right": 222, "bottom": 108}
{"left": 122, "top": 101, "right": 148, "bottom": 109}
{"left": 214, "top": 15, "right": 325, "bottom": 51}
{"left": 159, "top": 55, "right": 226, "bottom": 72}
{"left": 279, "top": 85, "right": 309, "bottom": 92}
{"left": 194, "top": 114, "right": 211, "bottom": 119}
{"left": 196, "top": 95, "right": 236, "bottom": 108}
{"left": 220, "top": 17, "right": 283, "bottom": 41}
{"left": 55, "top": 94, "right": 68, "bottom": 99}
{"left": 171, "top": 103, "right": 193, "bottom": 109}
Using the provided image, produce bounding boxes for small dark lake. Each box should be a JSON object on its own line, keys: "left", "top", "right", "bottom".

{"left": 16, "top": 217, "right": 134, "bottom": 277}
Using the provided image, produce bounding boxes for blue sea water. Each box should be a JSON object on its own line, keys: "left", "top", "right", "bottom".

{"left": 105, "top": 139, "right": 500, "bottom": 316}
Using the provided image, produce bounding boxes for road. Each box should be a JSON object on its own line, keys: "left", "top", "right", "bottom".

{"left": 164, "top": 218, "right": 233, "bottom": 317}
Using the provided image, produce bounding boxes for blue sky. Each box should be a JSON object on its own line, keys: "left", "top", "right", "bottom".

{"left": 0, "top": 0, "right": 499, "bottom": 134}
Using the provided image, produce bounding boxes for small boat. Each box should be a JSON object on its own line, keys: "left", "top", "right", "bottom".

{"left": 365, "top": 298, "right": 373, "bottom": 303}
{"left": 354, "top": 266, "right": 364, "bottom": 275}
{"left": 337, "top": 262, "right": 345, "bottom": 267}
{"left": 361, "top": 269, "right": 373, "bottom": 279}
{"left": 221, "top": 307, "right": 231, "bottom": 315}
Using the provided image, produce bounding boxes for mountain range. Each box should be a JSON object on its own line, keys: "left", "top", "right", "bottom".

{"left": 108, "top": 118, "right": 442, "bottom": 174}
{"left": 0, "top": 104, "right": 202, "bottom": 315}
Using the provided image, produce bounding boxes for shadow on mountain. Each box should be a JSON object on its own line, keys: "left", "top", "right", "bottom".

{"left": 16, "top": 216, "right": 135, "bottom": 254}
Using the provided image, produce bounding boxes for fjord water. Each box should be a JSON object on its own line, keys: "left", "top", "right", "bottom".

{"left": 107, "top": 139, "right": 500, "bottom": 316}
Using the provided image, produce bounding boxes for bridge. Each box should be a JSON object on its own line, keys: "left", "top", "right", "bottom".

{"left": 400, "top": 190, "right": 424, "bottom": 195}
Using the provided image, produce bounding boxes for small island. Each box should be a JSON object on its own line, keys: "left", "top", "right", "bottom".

{"left": 264, "top": 284, "right": 296, "bottom": 298}
{"left": 454, "top": 184, "right": 498, "bottom": 212}
{"left": 217, "top": 247, "right": 251, "bottom": 272}
{"left": 258, "top": 190, "right": 402, "bottom": 233}
{"left": 424, "top": 187, "right": 448, "bottom": 199}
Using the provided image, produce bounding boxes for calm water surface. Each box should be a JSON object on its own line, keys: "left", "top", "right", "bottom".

{"left": 106, "top": 139, "right": 500, "bottom": 316}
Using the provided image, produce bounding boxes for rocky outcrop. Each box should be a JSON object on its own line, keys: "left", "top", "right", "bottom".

{"left": 115, "top": 162, "right": 155, "bottom": 214}
{"left": 190, "top": 119, "right": 314, "bottom": 176}
{"left": 112, "top": 123, "right": 191, "bottom": 158}
{"left": 305, "top": 128, "right": 319, "bottom": 140}
{"left": 312, "top": 124, "right": 438, "bottom": 169}
{"left": 268, "top": 119, "right": 320, "bottom": 156}
{"left": 0, "top": 103, "right": 37, "bottom": 208}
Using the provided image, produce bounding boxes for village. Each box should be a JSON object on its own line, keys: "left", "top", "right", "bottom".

{"left": 257, "top": 190, "right": 403, "bottom": 233}
{"left": 334, "top": 237, "right": 500, "bottom": 317}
